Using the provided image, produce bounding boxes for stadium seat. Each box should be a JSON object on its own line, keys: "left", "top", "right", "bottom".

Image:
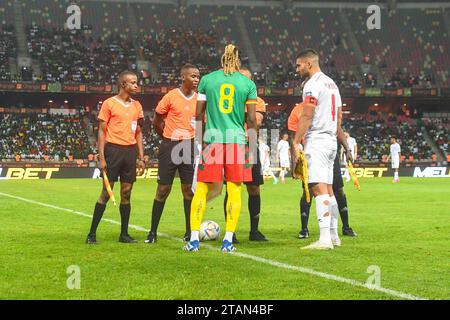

{"left": 347, "top": 7, "right": 449, "bottom": 87}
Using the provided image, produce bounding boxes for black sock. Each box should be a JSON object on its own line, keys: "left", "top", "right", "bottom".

{"left": 335, "top": 188, "right": 350, "bottom": 229}
{"left": 223, "top": 191, "right": 228, "bottom": 222}
{"left": 300, "top": 196, "right": 311, "bottom": 230}
{"left": 150, "top": 199, "right": 165, "bottom": 234}
{"left": 183, "top": 199, "right": 192, "bottom": 234}
{"left": 119, "top": 203, "right": 131, "bottom": 236}
{"left": 248, "top": 195, "right": 261, "bottom": 233}
{"left": 89, "top": 202, "right": 106, "bottom": 235}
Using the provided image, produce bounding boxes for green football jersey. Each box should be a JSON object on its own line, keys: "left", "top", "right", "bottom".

{"left": 198, "top": 70, "right": 257, "bottom": 144}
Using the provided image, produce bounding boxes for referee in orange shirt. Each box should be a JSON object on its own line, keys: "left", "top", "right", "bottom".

{"left": 145, "top": 64, "right": 200, "bottom": 243}
{"left": 86, "top": 71, "right": 145, "bottom": 244}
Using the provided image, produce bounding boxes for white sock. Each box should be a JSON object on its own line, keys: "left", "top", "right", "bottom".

{"left": 394, "top": 171, "right": 399, "bottom": 180}
{"left": 224, "top": 231, "right": 234, "bottom": 242}
{"left": 329, "top": 195, "right": 339, "bottom": 240}
{"left": 280, "top": 169, "right": 285, "bottom": 180}
{"left": 190, "top": 230, "right": 199, "bottom": 242}
{"left": 315, "top": 194, "right": 331, "bottom": 243}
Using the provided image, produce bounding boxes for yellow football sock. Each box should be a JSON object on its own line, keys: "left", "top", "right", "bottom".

{"left": 225, "top": 181, "right": 242, "bottom": 233}
{"left": 190, "top": 182, "right": 208, "bottom": 231}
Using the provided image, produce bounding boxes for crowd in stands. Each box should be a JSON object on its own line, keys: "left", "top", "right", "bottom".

{"left": 252, "top": 60, "right": 362, "bottom": 89}
{"left": 138, "top": 28, "right": 221, "bottom": 85}
{"left": 384, "top": 69, "right": 435, "bottom": 89}
{"left": 0, "top": 112, "right": 92, "bottom": 161}
{"left": 342, "top": 113, "right": 434, "bottom": 162}
{"left": 324, "top": 60, "right": 362, "bottom": 89}
{"left": 0, "top": 108, "right": 443, "bottom": 163}
{"left": 141, "top": 113, "right": 162, "bottom": 158}
{"left": 1, "top": 24, "right": 441, "bottom": 89}
{"left": 0, "top": 3, "right": 448, "bottom": 89}
{"left": 424, "top": 118, "right": 449, "bottom": 155}
{"left": 259, "top": 108, "right": 292, "bottom": 158}
{"left": 0, "top": 24, "right": 16, "bottom": 82}
{"left": 260, "top": 110, "right": 436, "bottom": 162}
{"left": 26, "top": 25, "right": 136, "bottom": 84}
{"left": 253, "top": 64, "right": 301, "bottom": 88}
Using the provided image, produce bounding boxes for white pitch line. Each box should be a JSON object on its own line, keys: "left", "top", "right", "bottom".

{"left": 0, "top": 191, "right": 428, "bottom": 300}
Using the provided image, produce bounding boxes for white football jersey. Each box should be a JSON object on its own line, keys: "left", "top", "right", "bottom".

{"left": 259, "top": 142, "right": 270, "bottom": 165}
{"left": 390, "top": 143, "right": 401, "bottom": 159}
{"left": 302, "top": 71, "right": 342, "bottom": 144}
{"left": 347, "top": 137, "right": 357, "bottom": 155}
{"left": 277, "top": 140, "right": 290, "bottom": 159}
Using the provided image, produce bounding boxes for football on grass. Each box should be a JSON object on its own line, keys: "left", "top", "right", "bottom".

{"left": 199, "top": 220, "right": 220, "bottom": 241}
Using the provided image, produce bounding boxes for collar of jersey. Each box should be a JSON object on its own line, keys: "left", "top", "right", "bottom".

{"left": 311, "top": 71, "right": 323, "bottom": 81}
{"left": 177, "top": 88, "right": 196, "bottom": 101}
{"left": 113, "top": 96, "right": 134, "bottom": 108}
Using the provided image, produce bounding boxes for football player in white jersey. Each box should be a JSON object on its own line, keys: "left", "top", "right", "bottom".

{"left": 387, "top": 136, "right": 401, "bottom": 183}
{"left": 277, "top": 133, "right": 291, "bottom": 184}
{"left": 259, "top": 137, "right": 278, "bottom": 184}
{"left": 293, "top": 48, "right": 343, "bottom": 250}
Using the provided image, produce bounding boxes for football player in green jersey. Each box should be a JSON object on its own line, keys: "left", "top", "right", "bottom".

{"left": 184, "top": 44, "right": 257, "bottom": 252}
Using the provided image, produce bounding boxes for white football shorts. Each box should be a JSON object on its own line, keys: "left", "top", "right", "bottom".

{"left": 391, "top": 157, "right": 399, "bottom": 169}
{"left": 280, "top": 156, "right": 290, "bottom": 168}
{"left": 304, "top": 140, "right": 337, "bottom": 184}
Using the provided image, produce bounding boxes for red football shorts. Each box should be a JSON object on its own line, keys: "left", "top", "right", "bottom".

{"left": 197, "top": 143, "right": 252, "bottom": 183}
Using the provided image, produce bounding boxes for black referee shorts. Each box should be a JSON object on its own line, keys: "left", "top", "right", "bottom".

{"left": 333, "top": 153, "right": 344, "bottom": 190}
{"left": 245, "top": 145, "right": 264, "bottom": 186}
{"left": 157, "top": 138, "right": 195, "bottom": 185}
{"left": 103, "top": 142, "right": 137, "bottom": 184}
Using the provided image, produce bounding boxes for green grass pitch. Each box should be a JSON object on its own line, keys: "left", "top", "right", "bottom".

{"left": 0, "top": 177, "right": 448, "bottom": 300}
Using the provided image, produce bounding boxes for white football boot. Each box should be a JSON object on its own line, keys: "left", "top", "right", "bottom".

{"left": 331, "top": 236, "right": 342, "bottom": 247}
{"left": 301, "top": 240, "right": 334, "bottom": 250}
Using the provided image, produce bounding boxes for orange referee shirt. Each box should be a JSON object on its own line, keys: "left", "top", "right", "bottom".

{"left": 245, "top": 96, "right": 266, "bottom": 132}
{"left": 256, "top": 96, "right": 266, "bottom": 113}
{"left": 98, "top": 96, "right": 144, "bottom": 146}
{"left": 245, "top": 96, "right": 266, "bottom": 113}
{"left": 155, "top": 88, "right": 197, "bottom": 140}
{"left": 288, "top": 103, "right": 304, "bottom": 132}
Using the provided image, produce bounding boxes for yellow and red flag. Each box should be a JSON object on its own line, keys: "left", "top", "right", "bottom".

{"left": 103, "top": 170, "right": 117, "bottom": 206}
{"left": 294, "top": 151, "right": 311, "bottom": 203}
{"left": 347, "top": 161, "right": 361, "bottom": 191}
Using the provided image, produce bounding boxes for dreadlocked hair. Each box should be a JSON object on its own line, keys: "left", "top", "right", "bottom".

{"left": 221, "top": 44, "right": 241, "bottom": 75}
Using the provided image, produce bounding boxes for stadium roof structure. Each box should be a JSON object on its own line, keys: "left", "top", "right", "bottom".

{"left": 82, "top": 0, "right": 450, "bottom": 7}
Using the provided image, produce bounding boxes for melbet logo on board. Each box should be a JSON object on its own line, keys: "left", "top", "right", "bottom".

{"left": 341, "top": 168, "right": 388, "bottom": 178}
{"left": 0, "top": 167, "right": 60, "bottom": 180}
{"left": 413, "top": 167, "right": 450, "bottom": 178}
